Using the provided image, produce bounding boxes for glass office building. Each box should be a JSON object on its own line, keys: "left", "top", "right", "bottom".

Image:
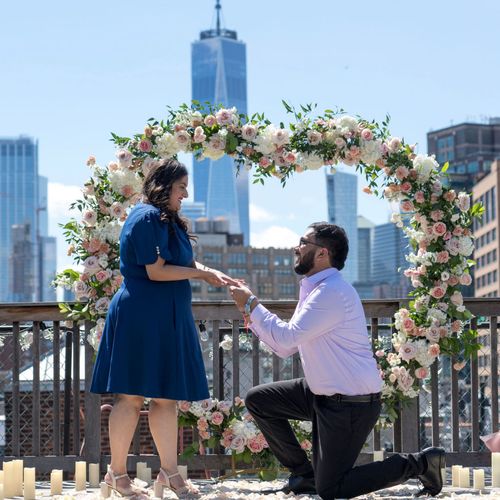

{"left": 326, "top": 170, "right": 358, "bottom": 284}
{"left": 191, "top": 7, "right": 249, "bottom": 244}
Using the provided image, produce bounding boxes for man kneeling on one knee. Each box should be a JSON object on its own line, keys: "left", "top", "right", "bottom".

{"left": 230, "top": 222, "right": 445, "bottom": 499}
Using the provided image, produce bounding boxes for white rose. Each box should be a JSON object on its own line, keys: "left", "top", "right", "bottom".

{"left": 412, "top": 154, "right": 438, "bottom": 184}
{"left": 360, "top": 139, "right": 382, "bottom": 165}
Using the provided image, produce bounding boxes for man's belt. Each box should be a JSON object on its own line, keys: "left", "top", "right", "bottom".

{"left": 329, "top": 392, "right": 381, "bottom": 403}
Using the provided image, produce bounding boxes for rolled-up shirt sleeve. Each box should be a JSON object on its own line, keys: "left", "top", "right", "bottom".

{"left": 250, "top": 284, "right": 346, "bottom": 356}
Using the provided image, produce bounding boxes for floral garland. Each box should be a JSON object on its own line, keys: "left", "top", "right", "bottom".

{"left": 54, "top": 101, "right": 483, "bottom": 426}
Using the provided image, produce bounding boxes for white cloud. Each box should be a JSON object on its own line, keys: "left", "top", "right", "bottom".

{"left": 249, "top": 203, "right": 275, "bottom": 222}
{"left": 250, "top": 226, "right": 300, "bottom": 249}
{"left": 47, "top": 182, "right": 82, "bottom": 272}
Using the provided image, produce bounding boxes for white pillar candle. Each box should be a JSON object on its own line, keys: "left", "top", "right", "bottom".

{"left": 3, "top": 462, "right": 16, "bottom": 498}
{"left": 75, "top": 461, "right": 86, "bottom": 491}
{"left": 136, "top": 462, "right": 146, "bottom": 481}
{"left": 0, "top": 470, "right": 4, "bottom": 484}
{"left": 51, "top": 470, "right": 63, "bottom": 495}
{"left": 88, "top": 463, "right": 100, "bottom": 488}
{"left": 459, "top": 467, "right": 470, "bottom": 488}
{"left": 473, "top": 468, "right": 485, "bottom": 490}
{"left": 372, "top": 451, "right": 384, "bottom": 462}
{"left": 178, "top": 465, "right": 188, "bottom": 481}
{"left": 23, "top": 467, "right": 36, "bottom": 500}
{"left": 0, "top": 484, "right": 4, "bottom": 500}
{"left": 143, "top": 467, "right": 152, "bottom": 485}
{"left": 441, "top": 467, "right": 446, "bottom": 486}
{"left": 13, "top": 459, "right": 24, "bottom": 496}
{"left": 493, "top": 452, "right": 500, "bottom": 487}
{"left": 451, "top": 465, "right": 462, "bottom": 487}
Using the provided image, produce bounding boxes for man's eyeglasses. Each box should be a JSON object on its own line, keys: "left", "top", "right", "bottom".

{"left": 298, "top": 237, "right": 324, "bottom": 248}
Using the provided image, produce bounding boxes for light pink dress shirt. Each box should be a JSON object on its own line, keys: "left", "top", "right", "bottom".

{"left": 250, "top": 267, "right": 382, "bottom": 396}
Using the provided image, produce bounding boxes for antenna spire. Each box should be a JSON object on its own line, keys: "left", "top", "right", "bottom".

{"left": 215, "top": 0, "right": 221, "bottom": 35}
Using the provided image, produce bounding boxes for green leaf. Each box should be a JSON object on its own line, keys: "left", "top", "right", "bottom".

{"left": 441, "top": 162, "right": 449, "bottom": 173}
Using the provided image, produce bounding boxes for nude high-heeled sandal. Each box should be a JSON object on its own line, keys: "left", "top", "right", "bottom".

{"left": 153, "top": 468, "right": 199, "bottom": 498}
{"left": 101, "top": 467, "right": 149, "bottom": 499}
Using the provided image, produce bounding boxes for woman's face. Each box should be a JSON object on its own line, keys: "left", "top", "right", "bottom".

{"left": 167, "top": 175, "right": 189, "bottom": 212}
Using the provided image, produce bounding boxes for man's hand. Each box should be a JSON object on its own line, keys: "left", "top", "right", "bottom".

{"left": 229, "top": 284, "right": 254, "bottom": 313}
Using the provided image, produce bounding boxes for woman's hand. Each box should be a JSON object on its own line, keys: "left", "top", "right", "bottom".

{"left": 201, "top": 269, "right": 229, "bottom": 287}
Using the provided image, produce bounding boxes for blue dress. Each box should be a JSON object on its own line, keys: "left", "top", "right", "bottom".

{"left": 90, "top": 203, "right": 210, "bottom": 401}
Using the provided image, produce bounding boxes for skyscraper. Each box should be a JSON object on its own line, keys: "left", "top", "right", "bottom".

{"left": 427, "top": 118, "right": 500, "bottom": 192}
{"left": 0, "top": 136, "right": 56, "bottom": 302}
{"left": 371, "top": 222, "right": 410, "bottom": 299}
{"left": 325, "top": 170, "right": 358, "bottom": 283}
{"left": 191, "top": 1, "right": 249, "bottom": 244}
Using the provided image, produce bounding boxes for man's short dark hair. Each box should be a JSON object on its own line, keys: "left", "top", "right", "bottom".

{"left": 308, "top": 222, "right": 349, "bottom": 270}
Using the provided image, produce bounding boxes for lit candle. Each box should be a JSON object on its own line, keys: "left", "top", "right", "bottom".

{"left": 136, "top": 462, "right": 146, "bottom": 481}
{"left": 143, "top": 467, "right": 152, "bottom": 485}
{"left": 178, "top": 465, "right": 188, "bottom": 481}
{"left": 3, "top": 462, "right": 16, "bottom": 498}
{"left": 451, "top": 465, "right": 462, "bottom": 487}
{"left": 89, "top": 463, "right": 100, "bottom": 488}
{"left": 493, "top": 452, "right": 500, "bottom": 487}
{"left": 459, "top": 467, "right": 470, "bottom": 488}
{"left": 473, "top": 468, "right": 485, "bottom": 490}
{"left": 51, "top": 469, "right": 63, "bottom": 495}
{"left": 13, "top": 460, "right": 24, "bottom": 496}
{"left": 23, "top": 467, "right": 36, "bottom": 500}
{"left": 372, "top": 450, "right": 384, "bottom": 462}
{"left": 75, "top": 461, "right": 87, "bottom": 491}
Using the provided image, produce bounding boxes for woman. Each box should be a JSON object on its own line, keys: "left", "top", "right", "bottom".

{"left": 91, "top": 158, "right": 237, "bottom": 498}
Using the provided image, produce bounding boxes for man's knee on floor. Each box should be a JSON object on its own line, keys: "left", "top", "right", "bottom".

{"left": 316, "top": 478, "right": 339, "bottom": 500}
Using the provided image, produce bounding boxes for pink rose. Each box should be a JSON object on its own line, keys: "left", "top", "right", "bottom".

{"left": 452, "top": 227, "right": 463, "bottom": 236}
{"left": 307, "top": 130, "right": 323, "bottom": 145}
{"left": 397, "top": 369, "right": 415, "bottom": 393}
{"left": 415, "top": 367, "right": 428, "bottom": 379}
{"left": 247, "top": 437, "right": 264, "bottom": 454}
{"left": 86, "top": 155, "right": 96, "bottom": 166}
{"left": 450, "top": 291, "right": 463, "bottom": 306}
{"left": 121, "top": 185, "right": 134, "bottom": 198}
{"left": 430, "top": 210, "right": 443, "bottom": 222}
{"left": 388, "top": 137, "right": 401, "bottom": 152}
{"left": 193, "top": 126, "right": 206, "bottom": 144}
{"left": 460, "top": 274, "right": 472, "bottom": 286}
{"left": 259, "top": 157, "right": 271, "bottom": 168}
{"left": 428, "top": 344, "right": 441, "bottom": 357}
{"left": 432, "top": 222, "right": 447, "bottom": 236}
{"left": 425, "top": 327, "right": 440, "bottom": 343}
{"left": 430, "top": 286, "right": 446, "bottom": 299}
{"left": 451, "top": 320, "right": 462, "bottom": 333}
{"left": 284, "top": 151, "right": 297, "bottom": 164}
{"left": 400, "top": 200, "right": 414, "bottom": 212}
{"left": 403, "top": 318, "right": 415, "bottom": 332}
{"left": 453, "top": 361, "right": 466, "bottom": 371}
{"left": 443, "top": 190, "right": 457, "bottom": 202}
{"left": 211, "top": 411, "right": 224, "bottom": 426}
{"left": 400, "top": 182, "right": 412, "bottom": 193}
{"left": 204, "top": 115, "right": 217, "bottom": 127}
{"left": 300, "top": 439, "right": 312, "bottom": 451}
{"left": 241, "top": 124, "right": 257, "bottom": 141}
{"left": 448, "top": 275, "right": 459, "bottom": 286}
{"left": 399, "top": 343, "right": 417, "bottom": 361}
{"left": 144, "top": 126, "right": 153, "bottom": 138}
{"left": 178, "top": 401, "right": 191, "bottom": 412}
{"left": 375, "top": 350, "right": 385, "bottom": 358}
{"left": 414, "top": 191, "right": 425, "bottom": 203}
{"left": 435, "top": 251, "right": 450, "bottom": 264}
{"left": 87, "top": 238, "right": 102, "bottom": 253}
{"left": 215, "top": 108, "right": 233, "bottom": 125}
{"left": 138, "top": 139, "right": 153, "bottom": 153}
{"left": 116, "top": 149, "right": 133, "bottom": 167}
{"left": 361, "top": 128, "right": 373, "bottom": 141}
{"left": 229, "top": 436, "right": 246, "bottom": 453}
{"left": 197, "top": 417, "right": 209, "bottom": 431}
{"left": 395, "top": 166, "right": 409, "bottom": 180}
{"left": 82, "top": 210, "right": 97, "bottom": 227}
{"left": 175, "top": 130, "right": 191, "bottom": 148}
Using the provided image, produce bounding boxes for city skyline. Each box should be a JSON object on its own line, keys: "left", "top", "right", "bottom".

{"left": 1, "top": 0, "right": 499, "bottom": 273}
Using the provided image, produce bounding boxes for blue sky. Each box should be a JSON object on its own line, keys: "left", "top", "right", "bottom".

{"left": 1, "top": 0, "right": 499, "bottom": 271}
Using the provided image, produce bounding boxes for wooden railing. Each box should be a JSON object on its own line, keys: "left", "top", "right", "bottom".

{"left": 0, "top": 299, "right": 498, "bottom": 472}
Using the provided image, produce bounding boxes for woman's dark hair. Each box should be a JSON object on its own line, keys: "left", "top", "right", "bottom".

{"left": 142, "top": 158, "right": 194, "bottom": 238}
{"left": 308, "top": 222, "right": 349, "bottom": 270}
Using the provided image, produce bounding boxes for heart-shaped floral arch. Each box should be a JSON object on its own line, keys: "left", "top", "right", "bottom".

{"left": 55, "top": 101, "right": 483, "bottom": 426}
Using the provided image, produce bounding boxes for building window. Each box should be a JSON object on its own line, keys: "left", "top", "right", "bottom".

{"left": 279, "top": 283, "right": 296, "bottom": 296}
{"left": 207, "top": 285, "right": 224, "bottom": 293}
{"left": 252, "top": 254, "right": 269, "bottom": 266}
{"left": 228, "top": 253, "right": 247, "bottom": 265}
{"left": 274, "top": 255, "right": 291, "bottom": 267}
{"left": 203, "top": 252, "right": 222, "bottom": 265}
{"left": 257, "top": 283, "right": 273, "bottom": 296}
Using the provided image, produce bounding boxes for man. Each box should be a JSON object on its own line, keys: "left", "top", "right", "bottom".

{"left": 230, "top": 222, "right": 444, "bottom": 499}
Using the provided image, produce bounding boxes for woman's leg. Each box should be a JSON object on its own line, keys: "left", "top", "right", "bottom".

{"left": 148, "top": 398, "right": 190, "bottom": 491}
{"left": 107, "top": 393, "right": 145, "bottom": 488}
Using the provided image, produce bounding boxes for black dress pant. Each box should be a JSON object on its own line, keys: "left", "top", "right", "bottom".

{"left": 245, "top": 378, "right": 420, "bottom": 499}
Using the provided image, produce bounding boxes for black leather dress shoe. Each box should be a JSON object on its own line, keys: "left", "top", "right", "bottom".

{"left": 261, "top": 474, "right": 317, "bottom": 495}
{"left": 415, "top": 447, "right": 446, "bottom": 497}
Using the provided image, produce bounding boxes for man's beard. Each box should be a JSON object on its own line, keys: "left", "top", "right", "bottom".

{"left": 294, "top": 250, "right": 315, "bottom": 275}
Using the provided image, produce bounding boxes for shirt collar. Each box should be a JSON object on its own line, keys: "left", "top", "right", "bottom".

{"left": 300, "top": 267, "right": 338, "bottom": 293}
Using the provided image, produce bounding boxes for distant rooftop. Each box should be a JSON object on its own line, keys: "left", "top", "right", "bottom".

{"left": 199, "top": 0, "right": 238, "bottom": 40}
